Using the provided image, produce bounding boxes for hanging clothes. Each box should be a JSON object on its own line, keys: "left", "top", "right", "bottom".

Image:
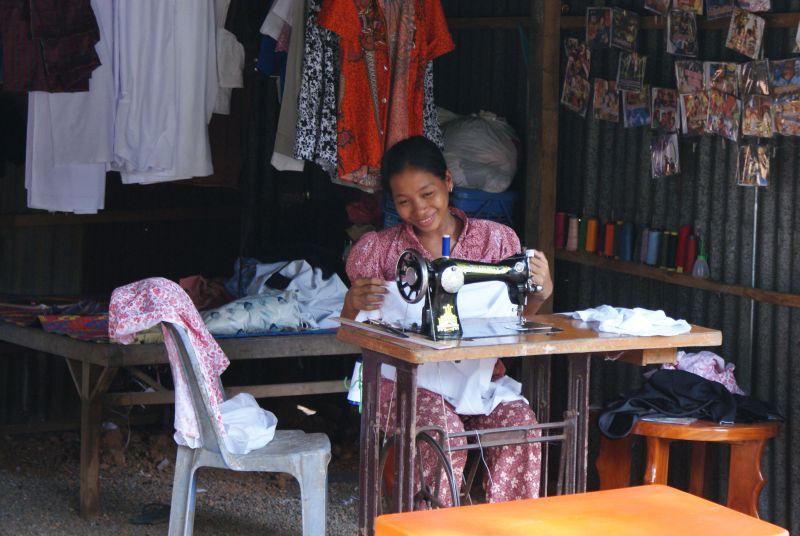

{"left": 213, "top": 0, "right": 244, "bottom": 115}
{"left": 318, "top": 0, "right": 454, "bottom": 192}
{"left": 25, "top": 0, "right": 114, "bottom": 214}
{"left": 293, "top": 0, "right": 339, "bottom": 176}
{"left": 264, "top": 0, "right": 306, "bottom": 172}
{"left": 114, "top": 0, "right": 217, "bottom": 184}
{"left": 0, "top": 0, "right": 101, "bottom": 92}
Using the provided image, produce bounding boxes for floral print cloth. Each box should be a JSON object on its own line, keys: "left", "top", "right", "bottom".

{"left": 378, "top": 378, "right": 541, "bottom": 506}
{"left": 662, "top": 350, "right": 745, "bottom": 395}
{"left": 109, "top": 277, "right": 230, "bottom": 446}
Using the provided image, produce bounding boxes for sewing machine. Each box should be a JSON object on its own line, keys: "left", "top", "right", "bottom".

{"left": 395, "top": 248, "right": 543, "bottom": 340}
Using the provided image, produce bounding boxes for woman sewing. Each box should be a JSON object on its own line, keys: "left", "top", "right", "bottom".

{"left": 342, "top": 135, "right": 554, "bottom": 505}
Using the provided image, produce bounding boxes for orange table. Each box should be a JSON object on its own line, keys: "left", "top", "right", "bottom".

{"left": 374, "top": 485, "right": 788, "bottom": 536}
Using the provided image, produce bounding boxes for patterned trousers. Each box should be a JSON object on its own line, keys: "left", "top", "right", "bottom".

{"left": 378, "top": 377, "right": 541, "bottom": 506}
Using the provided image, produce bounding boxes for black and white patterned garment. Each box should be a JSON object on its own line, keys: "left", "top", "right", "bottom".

{"left": 295, "top": 0, "right": 442, "bottom": 182}
{"left": 294, "top": 0, "right": 338, "bottom": 176}
{"left": 423, "top": 61, "right": 443, "bottom": 149}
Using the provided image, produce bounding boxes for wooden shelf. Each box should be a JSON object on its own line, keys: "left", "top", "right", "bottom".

{"left": 0, "top": 206, "right": 240, "bottom": 228}
{"left": 561, "top": 12, "right": 800, "bottom": 31}
{"left": 555, "top": 248, "right": 800, "bottom": 309}
{"left": 447, "top": 16, "right": 531, "bottom": 30}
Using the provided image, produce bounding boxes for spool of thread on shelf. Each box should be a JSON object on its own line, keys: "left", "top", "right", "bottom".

{"left": 685, "top": 235, "right": 698, "bottom": 274}
{"left": 566, "top": 216, "right": 579, "bottom": 251}
{"left": 555, "top": 212, "right": 567, "bottom": 249}
{"left": 639, "top": 228, "right": 650, "bottom": 263}
{"left": 578, "top": 217, "right": 588, "bottom": 250}
{"left": 603, "top": 221, "right": 615, "bottom": 257}
{"left": 646, "top": 230, "right": 661, "bottom": 266}
{"left": 619, "top": 222, "right": 634, "bottom": 261}
{"left": 585, "top": 217, "right": 598, "bottom": 252}
{"left": 596, "top": 220, "right": 606, "bottom": 255}
{"left": 613, "top": 221, "right": 623, "bottom": 258}
{"left": 658, "top": 231, "right": 670, "bottom": 268}
{"left": 675, "top": 225, "right": 691, "bottom": 273}
{"left": 666, "top": 231, "right": 678, "bottom": 270}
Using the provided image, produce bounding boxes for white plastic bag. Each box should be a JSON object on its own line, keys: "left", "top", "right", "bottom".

{"left": 441, "top": 109, "right": 518, "bottom": 193}
{"left": 219, "top": 393, "right": 278, "bottom": 454}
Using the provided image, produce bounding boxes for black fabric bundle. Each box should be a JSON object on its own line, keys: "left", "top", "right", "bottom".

{"left": 599, "top": 369, "right": 782, "bottom": 439}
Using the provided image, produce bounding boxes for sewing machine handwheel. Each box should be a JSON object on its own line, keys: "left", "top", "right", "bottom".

{"left": 396, "top": 249, "right": 428, "bottom": 304}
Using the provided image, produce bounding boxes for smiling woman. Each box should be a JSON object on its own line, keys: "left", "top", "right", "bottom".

{"left": 340, "top": 135, "right": 554, "bottom": 507}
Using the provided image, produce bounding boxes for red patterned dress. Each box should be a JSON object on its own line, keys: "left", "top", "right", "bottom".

{"left": 345, "top": 208, "right": 542, "bottom": 505}
{"left": 318, "top": 0, "right": 454, "bottom": 192}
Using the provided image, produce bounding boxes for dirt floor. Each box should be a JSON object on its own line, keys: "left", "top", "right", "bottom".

{"left": 0, "top": 403, "right": 360, "bottom": 535}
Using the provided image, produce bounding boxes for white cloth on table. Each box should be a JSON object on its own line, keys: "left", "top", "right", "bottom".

{"left": 244, "top": 259, "right": 347, "bottom": 329}
{"left": 25, "top": 0, "right": 113, "bottom": 214}
{"left": 356, "top": 282, "right": 527, "bottom": 416}
{"left": 565, "top": 305, "right": 691, "bottom": 336}
{"left": 201, "top": 291, "right": 313, "bottom": 335}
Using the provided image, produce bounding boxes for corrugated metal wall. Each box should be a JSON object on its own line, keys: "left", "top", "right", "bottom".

{"left": 557, "top": 2, "right": 800, "bottom": 531}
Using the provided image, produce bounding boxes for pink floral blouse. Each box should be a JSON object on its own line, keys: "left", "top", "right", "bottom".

{"left": 346, "top": 208, "right": 522, "bottom": 283}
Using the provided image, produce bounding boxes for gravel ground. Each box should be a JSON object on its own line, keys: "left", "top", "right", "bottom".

{"left": 0, "top": 427, "right": 360, "bottom": 535}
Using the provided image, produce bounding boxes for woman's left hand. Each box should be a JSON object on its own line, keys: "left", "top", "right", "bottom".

{"left": 527, "top": 250, "right": 553, "bottom": 302}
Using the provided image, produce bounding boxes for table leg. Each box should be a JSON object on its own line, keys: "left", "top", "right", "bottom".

{"left": 67, "top": 360, "right": 117, "bottom": 519}
{"left": 358, "top": 353, "right": 381, "bottom": 536}
{"left": 727, "top": 440, "right": 767, "bottom": 518}
{"left": 567, "top": 354, "right": 591, "bottom": 493}
{"left": 393, "top": 360, "right": 418, "bottom": 512}
{"left": 596, "top": 434, "right": 633, "bottom": 490}
{"left": 525, "top": 357, "right": 551, "bottom": 495}
{"left": 643, "top": 437, "right": 671, "bottom": 485}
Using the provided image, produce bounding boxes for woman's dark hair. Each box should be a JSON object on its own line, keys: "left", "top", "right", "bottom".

{"left": 380, "top": 135, "right": 447, "bottom": 192}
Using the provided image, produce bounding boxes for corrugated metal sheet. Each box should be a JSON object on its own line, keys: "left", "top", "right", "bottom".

{"left": 558, "top": 4, "right": 800, "bottom": 531}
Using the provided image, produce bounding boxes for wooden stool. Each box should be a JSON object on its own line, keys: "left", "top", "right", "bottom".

{"left": 596, "top": 419, "right": 780, "bottom": 518}
{"left": 375, "top": 485, "right": 788, "bottom": 535}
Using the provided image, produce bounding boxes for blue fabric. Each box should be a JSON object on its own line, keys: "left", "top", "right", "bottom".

{"left": 214, "top": 328, "right": 336, "bottom": 339}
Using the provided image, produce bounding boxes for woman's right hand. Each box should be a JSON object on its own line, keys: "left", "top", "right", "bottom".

{"left": 342, "top": 278, "right": 388, "bottom": 318}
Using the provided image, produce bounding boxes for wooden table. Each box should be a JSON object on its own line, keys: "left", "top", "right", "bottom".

{"left": 337, "top": 314, "right": 722, "bottom": 536}
{"left": 374, "top": 485, "right": 787, "bottom": 535}
{"left": 0, "top": 321, "right": 359, "bottom": 518}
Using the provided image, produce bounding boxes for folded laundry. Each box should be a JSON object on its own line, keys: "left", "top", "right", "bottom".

{"left": 565, "top": 305, "right": 691, "bottom": 336}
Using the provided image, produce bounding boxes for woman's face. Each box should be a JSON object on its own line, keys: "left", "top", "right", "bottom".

{"left": 389, "top": 167, "right": 452, "bottom": 234}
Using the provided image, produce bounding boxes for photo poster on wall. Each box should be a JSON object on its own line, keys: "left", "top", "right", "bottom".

{"left": 645, "top": 0, "right": 671, "bottom": 16}
{"left": 675, "top": 60, "right": 704, "bottom": 93}
{"left": 740, "top": 60, "right": 770, "bottom": 96}
{"left": 593, "top": 79, "right": 620, "bottom": 122}
{"left": 652, "top": 88, "right": 679, "bottom": 132}
{"left": 737, "top": 144, "right": 771, "bottom": 187}
{"left": 673, "top": 0, "right": 703, "bottom": 15}
{"left": 667, "top": 10, "right": 699, "bottom": 57}
{"left": 704, "top": 61, "right": 740, "bottom": 96}
{"left": 651, "top": 133, "right": 681, "bottom": 178}
{"left": 773, "top": 93, "right": 800, "bottom": 136}
{"left": 706, "top": 0, "right": 733, "bottom": 21}
{"left": 742, "top": 95, "right": 775, "bottom": 138}
{"left": 769, "top": 59, "right": 800, "bottom": 95}
{"left": 561, "top": 38, "right": 592, "bottom": 117}
{"left": 706, "top": 89, "right": 742, "bottom": 141}
{"left": 725, "top": 8, "right": 765, "bottom": 60}
{"left": 737, "top": 0, "right": 771, "bottom": 13}
{"left": 680, "top": 92, "right": 709, "bottom": 136}
{"left": 586, "top": 7, "right": 612, "bottom": 49}
{"left": 611, "top": 9, "right": 639, "bottom": 52}
{"left": 623, "top": 86, "right": 652, "bottom": 128}
{"left": 617, "top": 52, "right": 647, "bottom": 91}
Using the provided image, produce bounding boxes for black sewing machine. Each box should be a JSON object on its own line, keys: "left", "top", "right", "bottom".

{"left": 395, "top": 248, "right": 543, "bottom": 340}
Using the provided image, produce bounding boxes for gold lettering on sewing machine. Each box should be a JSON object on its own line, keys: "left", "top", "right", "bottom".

{"left": 436, "top": 304, "right": 460, "bottom": 333}
{"left": 453, "top": 263, "right": 511, "bottom": 275}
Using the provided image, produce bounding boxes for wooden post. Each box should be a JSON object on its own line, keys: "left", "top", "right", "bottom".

{"left": 527, "top": 0, "right": 560, "bottom": 313}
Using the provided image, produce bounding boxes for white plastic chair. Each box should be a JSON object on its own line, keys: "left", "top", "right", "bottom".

{"left": 163, "top": 323, "right": 331, "bottom": 535}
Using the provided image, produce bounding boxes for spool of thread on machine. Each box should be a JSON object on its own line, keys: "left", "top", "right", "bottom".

{"left": 555, "top": 212, "right": 566, "bottom": 249}
{"left": 566, "top": 216, "right": 579, "bottom": 251}
{"left": 442, "top": 235, "right": 451, "bottom": 258}
{"left": 646, "top": 230, "right": 661, "bottom": 266}
{"left": 585, "top": 217, "right": 598, "bottom": 252}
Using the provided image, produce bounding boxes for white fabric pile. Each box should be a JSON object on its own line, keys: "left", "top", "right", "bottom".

{"left": 565, "top": 305, "right": 691, "bottom": 336}
{"left": 201, "top": 291, "right": 313, "bottom": 335}
{"left": 356, "top": 282, "right": 527, "bottom": 416}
